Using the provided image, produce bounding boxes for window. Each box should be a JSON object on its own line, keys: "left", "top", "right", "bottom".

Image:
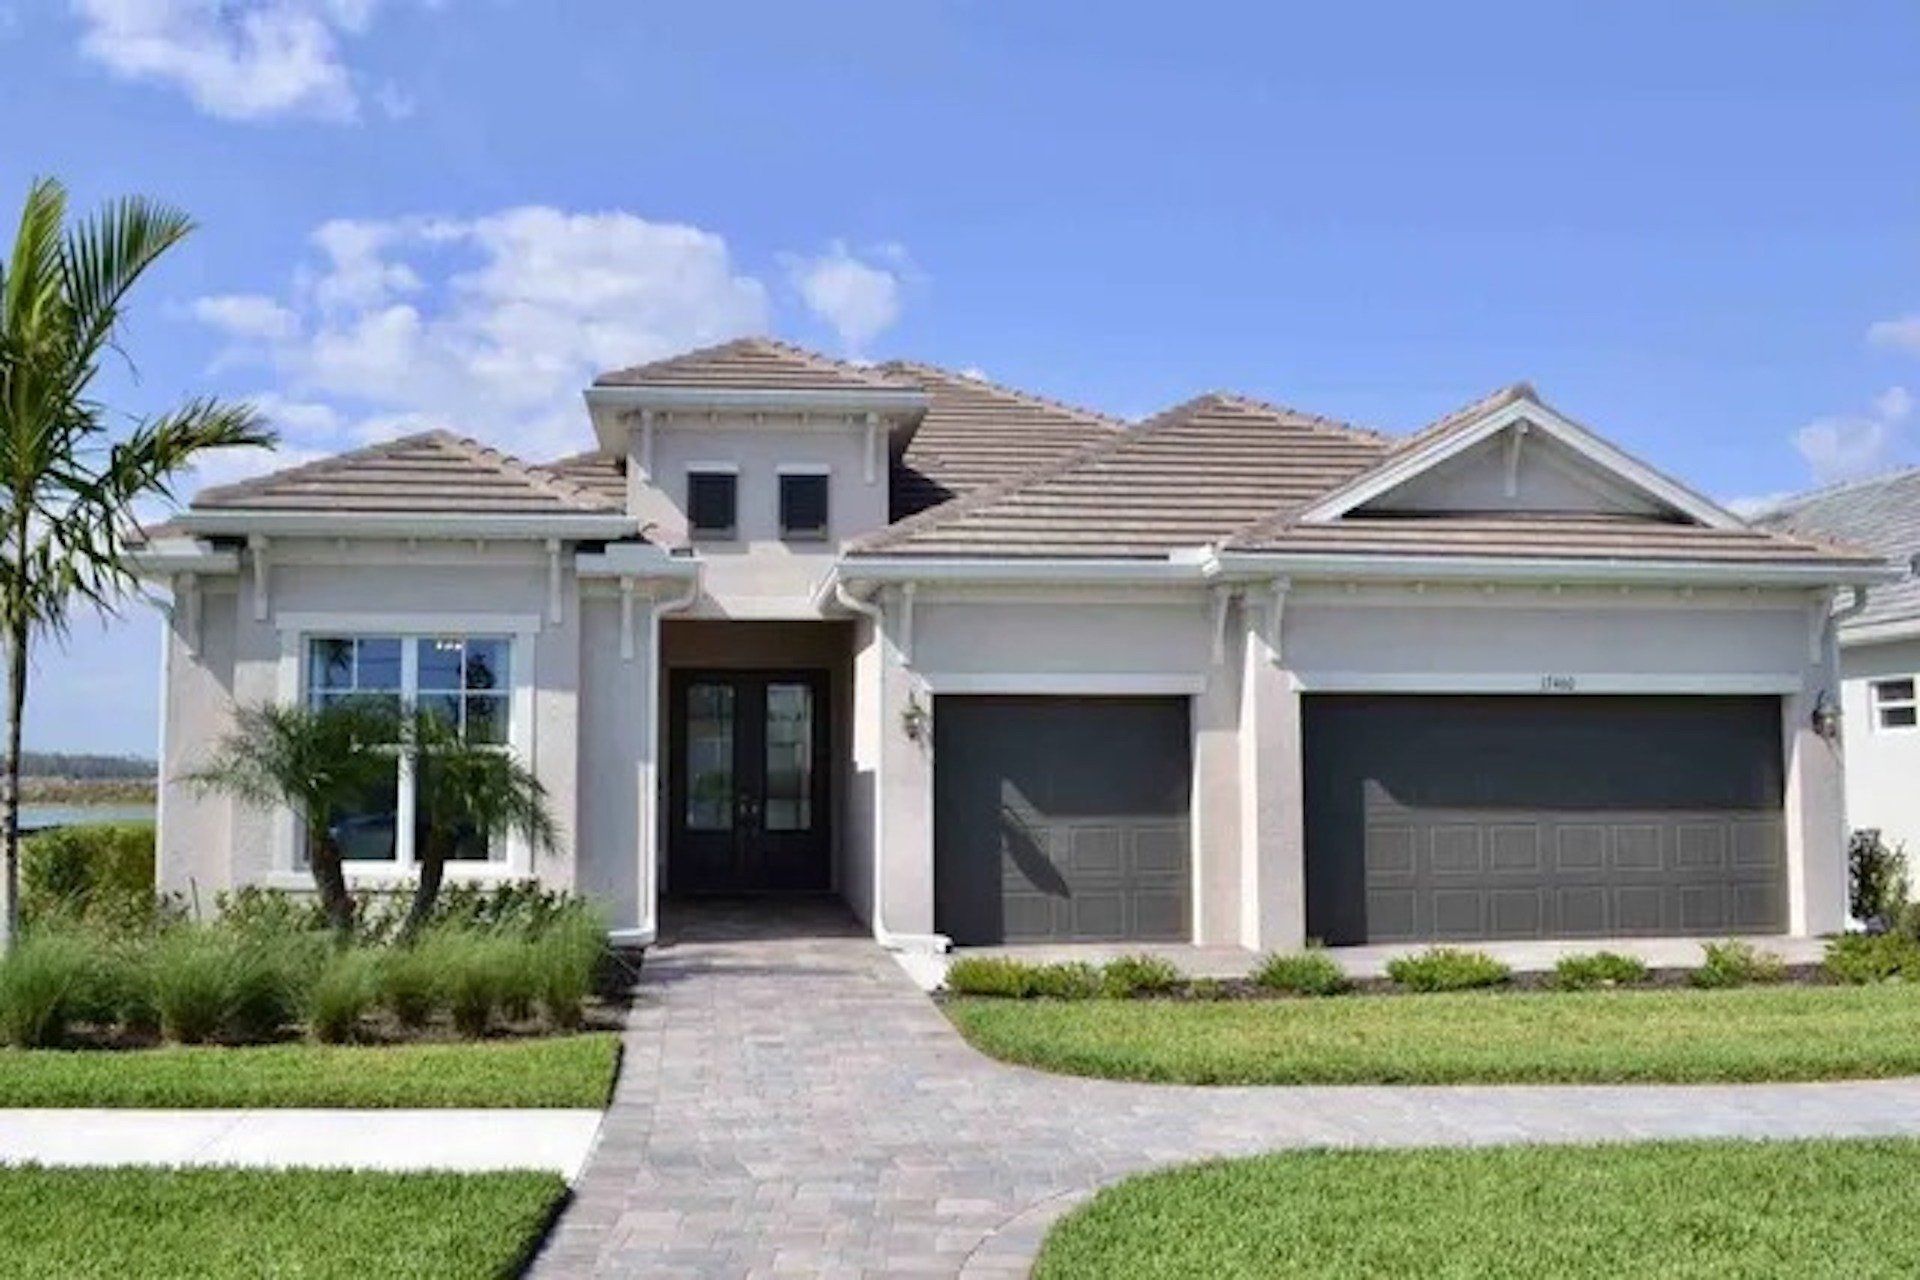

{"left": 1874, "top": 678, "right": 1917, "bottom": 731}
{"left": 302, "top": 634, "right": 516, "bottom": 868}
{"left": 779, "top": 471, "right": 830, "bottom": 540}
{"left": 687, "top": 469, "right": 737, "bottom": 539}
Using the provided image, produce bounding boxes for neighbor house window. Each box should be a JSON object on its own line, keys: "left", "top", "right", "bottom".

{"left": 687, "top": 468, "right": 737, "bottom": 539}
{"left": 778, "top": 470, "right": 829, "bottom": 540}
{"left": 1874, "top": 678, "right": 1917, "bottom": 731}
{"left": 303, "top": 634, "right": 515, "bottom": 868}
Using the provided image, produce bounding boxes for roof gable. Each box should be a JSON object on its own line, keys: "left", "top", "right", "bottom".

{"left": 191, "top": 431, "right": 621, "bottom": 516}
{"left": 1289, "top": 385, "right": 1744, "bottom": 531}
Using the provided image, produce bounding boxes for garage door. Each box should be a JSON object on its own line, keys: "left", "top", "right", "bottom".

{"left": 1303, "top": 695, "right": 1786, "bottom": 945}
{"left": 934, "top": 696, "right": 1190, "bottom": 945}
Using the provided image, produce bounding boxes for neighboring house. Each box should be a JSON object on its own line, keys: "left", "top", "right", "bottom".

{"left": 1760, "top": 470, "right": 1920, "bottom": 860}
{"left": 133, "top": 338, "right": 1894, "bottom": 952}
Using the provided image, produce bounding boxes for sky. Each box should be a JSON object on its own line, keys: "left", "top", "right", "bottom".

{"left": 2, "top": 0, "right": 1918, "bottom": 756}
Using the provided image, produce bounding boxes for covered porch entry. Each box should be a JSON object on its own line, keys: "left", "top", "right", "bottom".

{"left": 659, "top": 620, "right": 857, "bottom": 903}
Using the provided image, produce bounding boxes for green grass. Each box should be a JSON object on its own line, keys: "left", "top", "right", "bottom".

{"left": 0, "top": 1033, "right": 619, "bottom": 1108}
{"left": 947, "top": 984, "right": 1920, "bottom": 1084}
{"left": 0, "top": 1166, "right": 564, "bottom": 1279}
{"left": 1035, "top": 1140, "right": 1920, "bottom": 1279}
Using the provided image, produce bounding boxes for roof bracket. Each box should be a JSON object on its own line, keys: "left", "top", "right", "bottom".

{"left": 547, "top": 539, "right": 563, "bottom": 624}
{"left": 865, "top": 413, "right": 880, "bottom": 485}
{"left": 178, "top": 572, "right": 201, "bottom": 655}
{"left": 1503, "top": 422, "right": 1528, "bottom": 498}
{"left": 1209, "top": 585, "right": 1235, "bottom": 665}
{"left": 248, "top": 536, "right": 270, "bottom": 623}
{"left": 1266, "top": 577, "right": 1291, "bottom": 660}
{"left": 619, "top": 576, "right": 636, "bottom": 661}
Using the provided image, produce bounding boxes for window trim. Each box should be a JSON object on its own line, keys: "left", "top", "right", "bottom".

{"left": 1873, "top": 676, "right": 1918, "bottom": 733}
{"left": 777, "top": 465, "right": 831, "bottom": 542}
{"left": 271, "top": 617, "right": 538, "bottom": 884}
{"left": 685, "top": 465, "right": 739, "bottom": 541}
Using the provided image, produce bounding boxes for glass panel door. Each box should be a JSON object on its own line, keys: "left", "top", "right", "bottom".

{"left": 686, "top": 682, "right": 735, "bottom": 831}
{"left": 764, "top": 682, "right": 814, "bottom": 832}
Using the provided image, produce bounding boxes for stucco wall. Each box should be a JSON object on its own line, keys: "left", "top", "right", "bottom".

{"left": 1841, "top": 637, "right": 1920, "bottom": 860}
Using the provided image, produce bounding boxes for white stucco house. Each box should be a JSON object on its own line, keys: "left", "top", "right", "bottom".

{"left": 1762, "top": 471, "right": 1920, "bottom": 862}
{"left": 133, "top": 338, "right": 1894, "bottom": 952}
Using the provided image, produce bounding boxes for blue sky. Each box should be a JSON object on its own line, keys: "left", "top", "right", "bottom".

{"left": 4, "top": 1, "right": 1918, "bottom": 755}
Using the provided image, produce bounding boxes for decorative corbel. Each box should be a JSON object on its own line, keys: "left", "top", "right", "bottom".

{"left": 1209, "top": 585, "right": 1234, "bottom": 665}
{"left": 1266, "top": 578, "right": 1291, "bottom": 659}
{"left": 619, "top": 576, "right": 636, "bottom": 661}
{"left": 899, "top": 582, "right": 917, "bottom": 664}
{"left": 638, "top": 409, "right": 655, "bottom": 477}
{"left": 864, "top": 412, "right": 880, "bottom": 485}
{"left": 1503, "top": 422, "right": 1529, "bottom": 498}
{"left": 248, "top": 535, "right": 270, "bottom": 622}
{"left": 546, "top": 539, "right": 563, "bottom": 624}
{"left": 178, "top": 573, "right": 201, "bottom": 654}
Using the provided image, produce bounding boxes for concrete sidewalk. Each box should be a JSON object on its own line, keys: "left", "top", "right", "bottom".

{"left": 0, "top": 1109, "right": 604, "bottom": 1176}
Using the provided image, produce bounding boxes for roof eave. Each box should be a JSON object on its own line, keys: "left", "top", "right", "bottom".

{"left": 178, "top": 510, "right": 640, "bottom": 540}
{"left": 1208, "top": 548, "right": 1903, "bottom": 588}
{"left": 583, "top": 384, "right": 930, "bottom": 452}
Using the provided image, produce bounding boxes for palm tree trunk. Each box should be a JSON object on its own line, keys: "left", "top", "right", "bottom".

{"left": 0, "top": 613, "right": 23, "bottom": 952}
{"left": 306, "top": 817, "right": 354, "bottom": 938}
{"left": 404, "top": 840, "right": 447, "bottom": 941}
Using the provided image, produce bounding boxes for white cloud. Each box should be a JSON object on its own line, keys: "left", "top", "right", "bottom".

{"left": 1875, "top": 385, "right": 1913, "bottom": 423}
{"left": 1724, "top": 492, "right": 1796, "bottom": 520}
{"left": 70, "top": 0, "right": 416, "bottom": 122}
{"left": 191, "top": 205, "right": 771, "bottom": 475}
{"left": 786, "top": 241, "right": 906, "bottom": 355}
{"left": 1795, "top": 415, "right": 1895, "bottom": 485}
{"left": 1869, "top": 314, "right": 1920, "bottom": 356}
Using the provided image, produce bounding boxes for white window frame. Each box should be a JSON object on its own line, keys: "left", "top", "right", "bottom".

{"left": 1873, "top": 676, "right": 1919, "bottom": 733}
{"left": 685, "top": 462, "right": 740, "bottom": 542}
{"left": 267, "top": 613, "right": 540, "bottom": 886}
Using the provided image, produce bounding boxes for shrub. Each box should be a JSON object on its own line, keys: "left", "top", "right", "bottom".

{"left": 380, "top": 944, "right": 443, "bottom": 1029}
{"left": 1099, "top": 954, "right": 1182, "bottom": 998}
{"left": 151, "top": 928, "right": 233, "bottom": 1044}
{"left": 1824, "top": 933, "right": 1919, "bottom": 984}
{"left": 1253, "top": 951, "right": 1350, "bottom": 996}
{"left": 529, "top": 907, "right": 605, "bottom": 1029}
{"left": 1552, "top": 951, "right": 1651, "bottom": 990}
{"left": 19, "top": 822, "right": 156, "bottom": 932}
{"left": 1029, "top": 961, "right": 1104, "bottom": 1000}
{"left": 1850, "top": 829, "right": 1910, "bottom": 927}
{"left": 150, "top": 925, "right": 316, "bottom": 1044}
{"left": 1189, "top": 977, "right": 1229, "bottom": 1000}
{"left": 1692, "top": 939, "right": 1788, "bottom": 989}
{"left": 0, "top": 931, "right": 98, "bottom": 1047}
{"left": 215, "top": 887, "right": 329, "bottom": 942}
{"left": 1386, "top": 948, "right": 1511, "bottom": 992}
{"left": 306, "top": 950, "right": 381, "bottom": 1044}
{"left": 944, "top": 956, "right": 1041, "bottom": 998}
{"left": 425, "top": 931, "right": 519, "bottom": 1037}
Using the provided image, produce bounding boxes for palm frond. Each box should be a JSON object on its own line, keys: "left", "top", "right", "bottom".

{"left": 60, "top": 193, "right": 195, "bottom": 373}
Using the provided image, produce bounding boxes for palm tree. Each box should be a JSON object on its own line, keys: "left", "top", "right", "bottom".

{"left": 0, "top": 177, "right": 272, "bottom": 948}
{"left": 189, "top": 699, "right": 403, "bottom": 936}
{"left": 404, "top": 707, "right": 556, "bottom": 938}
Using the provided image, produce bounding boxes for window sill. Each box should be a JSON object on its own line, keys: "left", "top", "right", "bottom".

{"left": 261, "top": 866, "right": 529, "bottom": 892}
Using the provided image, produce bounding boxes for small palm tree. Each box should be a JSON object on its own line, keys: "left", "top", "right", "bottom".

{"left": 0, "top": 176, "right": 273, "bottom": 948}
{"left": 189, "top": 699, "right": 403, "bottom": 936}
{"left": 404, "top": 707, "right": 556, "bottom": 938}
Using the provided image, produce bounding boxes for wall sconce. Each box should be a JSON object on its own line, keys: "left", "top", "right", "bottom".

{"left": 1812, "top": 690, "right": 1841, "bottom": 743}
{"left": 901, "top": 693, "right": 930, "bottom": 744}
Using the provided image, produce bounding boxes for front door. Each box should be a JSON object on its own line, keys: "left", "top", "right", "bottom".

{"left": 669, "top": 669, "right": 831, "bottom": 894}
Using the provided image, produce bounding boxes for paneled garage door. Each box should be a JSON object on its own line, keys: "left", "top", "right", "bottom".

{"left": 1303, "top": 695, "right": 1786, "bottom": 945}
{"left": 934, "top": 696, "right": 1190, "bottom": 945}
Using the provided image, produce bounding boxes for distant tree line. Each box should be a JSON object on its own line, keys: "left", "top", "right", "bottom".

{"left": 18, "top": 751, "right": 155, "bottom": 781}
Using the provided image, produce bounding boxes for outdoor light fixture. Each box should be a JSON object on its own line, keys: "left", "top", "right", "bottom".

{"left": 1812, "top": 690, "right": 1841, "bottom": 743}
{"left": 901, "top": 693, "right": 930, "bottom": 744}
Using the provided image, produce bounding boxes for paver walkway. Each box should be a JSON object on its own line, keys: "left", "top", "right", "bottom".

{"left": 0, "top": 1108, "right": 602, "bottom": 1176}
{"left": 534, "top": 900, "right": 1920, "bottom": 1279}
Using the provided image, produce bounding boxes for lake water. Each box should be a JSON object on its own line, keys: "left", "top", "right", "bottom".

{"left": 19, "top": 803, "right": 155, "bottom": 831}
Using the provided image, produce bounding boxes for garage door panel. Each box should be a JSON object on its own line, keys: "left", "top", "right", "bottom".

{"left": 935, "top": 696, "right": 1191, "bottom": 945}
{"left": 1306, "top": 695, "right": 1787, "bottom": 945}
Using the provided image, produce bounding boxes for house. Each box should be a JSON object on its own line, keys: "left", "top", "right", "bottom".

{"left": 133, "top": 338, "right": 1895, "bottom": 952}
{"left": 1760, "top": 471, "right": 1920, "bottom": 862}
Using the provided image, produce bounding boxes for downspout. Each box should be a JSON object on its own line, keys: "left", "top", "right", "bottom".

{"left": 835, "top": 579, "right": 942, "bottom": 951}
{"left": 633, "top": 572, "right": 701, "bottom": 946}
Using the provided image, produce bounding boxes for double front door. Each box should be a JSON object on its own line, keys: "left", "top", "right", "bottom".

{"left": 669, "top": 669, "right": 832, "bottom": 894}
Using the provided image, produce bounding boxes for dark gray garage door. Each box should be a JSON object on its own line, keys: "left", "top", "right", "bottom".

{"left": 1303, "top": 695, "right": 1786, "bottom": 945}
{"left": 934, "top": 696, "right": 1190, "bottom": 945}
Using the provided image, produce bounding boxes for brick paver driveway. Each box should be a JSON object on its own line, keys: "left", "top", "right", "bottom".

{"left": 533, "top": 900, "right": 1920, "bottom": 1278}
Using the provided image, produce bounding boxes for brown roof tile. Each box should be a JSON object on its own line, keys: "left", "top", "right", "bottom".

{"left": 594, "top": 336, "right": 914, "bottom": 392}
{"left": 191, "top": 431, "right": 623, "bottom": 516}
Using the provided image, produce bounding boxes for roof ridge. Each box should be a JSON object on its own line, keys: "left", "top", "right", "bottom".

{"left": 595, "top": 335, "right": 912, "bottom": 391}
{"left": 191, "top": 429, "right": 454, "bottom": 508}
{"left": 879, "top": 359, "right": 1125, "bottom": 429}
{"left": 1185, "top": 391, "right": 1389, "bottom": 444}
{"left": 436, "top": 433, "right": 615, "bottom": 513}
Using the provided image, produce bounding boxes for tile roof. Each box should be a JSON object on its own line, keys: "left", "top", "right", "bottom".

{"left": 594, "top": 336, "right": 914, "bottom": 392}
{"left": 1757, "top": 467, "right": 1920, "bottom": 628}
{"left": 190, "top": 431, "right": 623, "bottom": 516}
{"left": 853, "top": 393, "right": 1388, "bottom": 557}
{"left": 544, "top": 449, "right": 628, "bottom": 507}
{"left": 881, "top": 362, "right": 1125, "bottom": 519}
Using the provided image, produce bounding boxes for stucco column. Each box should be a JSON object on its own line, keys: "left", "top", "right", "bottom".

{"left": 1238, "top": 608, "right": 1306, "bottom": 952}
{"left": 851, "top": 589, "right": 936, "bottom": 941}
{"left": 1192, "top": 597, "right": 1244, "bottom": 946}
{"left": 1783, "top": 604, "right": 1848, "bottom": 935}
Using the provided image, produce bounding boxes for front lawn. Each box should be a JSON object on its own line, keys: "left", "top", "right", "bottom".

{"left": 947, "top": 984, "right": 1920, "bottom": 1084}
{"left": 0, "top": 1033, "right": 618, "bottom": 1108}
{"left": 0, "top": 1166, "right": 564, "bottom": 1280}
{"left": 1036, "top": 1140, "right": 1920, "bottom": 1279}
